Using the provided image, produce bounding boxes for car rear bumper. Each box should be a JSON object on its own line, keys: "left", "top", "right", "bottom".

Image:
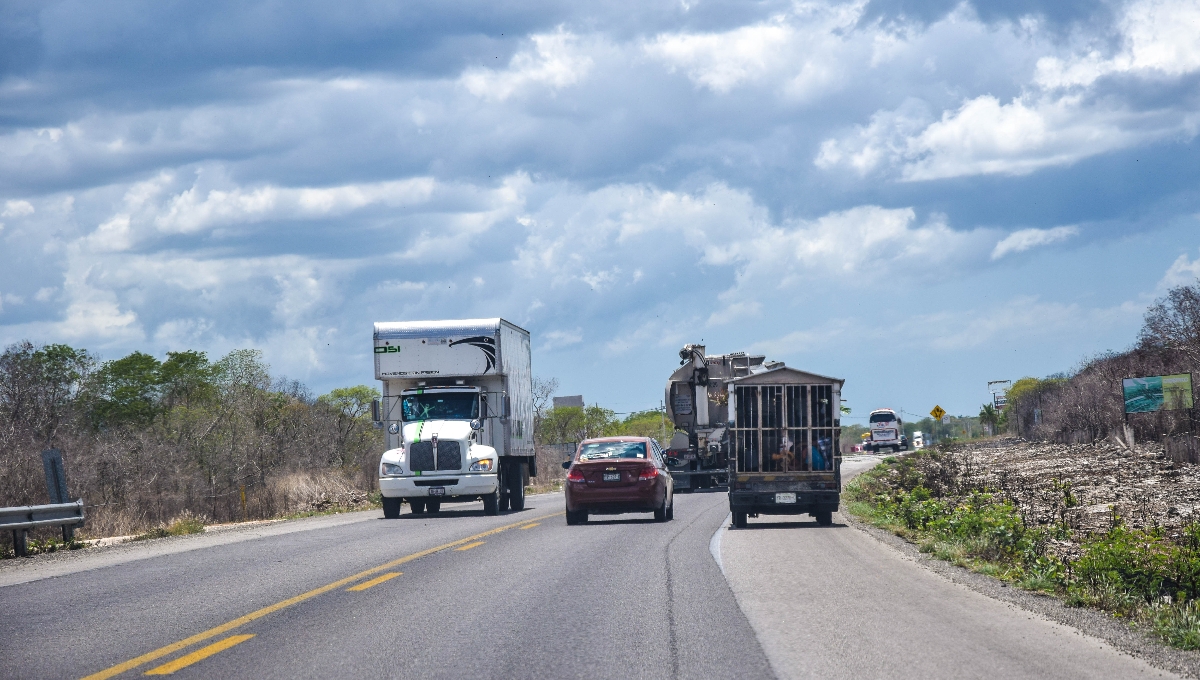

{"left": 566, "top": 483, "right": 663, "bottom": 513}
{"left": 728, "top": 490, "right": 839, "bottom": 515}
{"left": 379, "top": 474, "right": 498, "bottom": 498}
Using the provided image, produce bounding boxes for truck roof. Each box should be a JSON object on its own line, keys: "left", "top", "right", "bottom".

{"left": 374, "top": 318, "right": 529, "bottom": 339}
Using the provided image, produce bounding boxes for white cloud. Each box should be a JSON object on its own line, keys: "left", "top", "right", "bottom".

{"left": 818, "top": 94, "right": 1172, "bottom": 180}
{"left": 644, "top": 1, "right": 871, "bottom": 98}
{"left": 991, "top": 226, "right": 1079, "bottom": 260}
{"left": 461, "top": 28, "right": 593, "bottom": 101}
{"left": 2, "top": 200, "right": 34, "bottom": 218}
{"left": 1036, "top": 0, "right": 1200, "bottom": 89}
{"left": 541, "top": 328, "right": 583, "bottom": 351}
{"left": 1159, "top": 250, "right": 1200, "bottom": 289}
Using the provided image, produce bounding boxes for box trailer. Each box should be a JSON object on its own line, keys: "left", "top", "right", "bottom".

{"left": 372, "top": 318, "right": 535, "bottom": 517}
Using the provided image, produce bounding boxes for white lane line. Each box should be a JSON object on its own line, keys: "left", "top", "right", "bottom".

{"left": 709, "top": 514, "right": 728, "bottom": 576}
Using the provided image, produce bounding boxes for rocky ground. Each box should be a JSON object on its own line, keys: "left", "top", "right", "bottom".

{"left": 923, "top": 437, "right": 1200, "bottom": 552}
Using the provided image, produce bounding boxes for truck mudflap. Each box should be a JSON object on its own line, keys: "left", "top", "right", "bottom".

{"left": 728, "top": 490, "right": 839, "bottom": 515}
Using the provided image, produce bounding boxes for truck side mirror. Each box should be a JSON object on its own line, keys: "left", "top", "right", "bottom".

{"left": 470, "top": 419, "right": 482, "bottom": 431}
{"left": 561, "top": 461, "right": 571, "bottom": 470}
{"left": 371, "top": 399, "right": 381, "bottom": 426}
{"left": 503, "top": 394, "right": 511, "bottom": 419}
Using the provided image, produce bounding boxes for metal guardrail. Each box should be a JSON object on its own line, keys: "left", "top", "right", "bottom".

{"left": 2, "top": 500, "right": 85, "bottom": 557}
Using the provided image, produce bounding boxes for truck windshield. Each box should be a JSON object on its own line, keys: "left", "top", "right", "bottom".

{"left": 401, "top": 392, "right": 479, "bottom": 421}
{"left": 579, "top": 441, "right": 646, "bottom": 460}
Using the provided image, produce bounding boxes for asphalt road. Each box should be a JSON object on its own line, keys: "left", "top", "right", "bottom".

{"left": 0, "top": 490, "right": 771, "bottom": 680}
{"left": 0, "top": 457, "right": 1184, "bottom": 679}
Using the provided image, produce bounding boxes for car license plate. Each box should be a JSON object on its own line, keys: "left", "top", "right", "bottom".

{"left": 429, "top": 487, "right": 446, "bottom": 496}
{"left": 603, "top": 472, "right": 621, "bottom": 482}
{"left": 775, "top": 492, "right": 796, "bottom": 504}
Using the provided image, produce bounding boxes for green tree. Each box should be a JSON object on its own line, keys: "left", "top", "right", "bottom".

{"left": 538, "top": 405, "right": 618, "bottom": 443}
{"left": 613, "top": 409, "right": 671, "bottom": 442}
{"left": 159, "top": 350, "right": 218, "bottom": 409}
{"left": 318, "top": 385, "right": 379, "bottom": 420}
{"left": 979, "top": 403, "right": 1000, "bottom": 435}
{"left": 86, "top": 351, "right": 163, "bottom": 428}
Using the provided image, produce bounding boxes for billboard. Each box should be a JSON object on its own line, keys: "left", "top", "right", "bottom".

{"left": 1122, "top": 374, "right": 1194, "bottom": 414}
{"left": 993, "top": 393, "right": 1007, "bottom": 410}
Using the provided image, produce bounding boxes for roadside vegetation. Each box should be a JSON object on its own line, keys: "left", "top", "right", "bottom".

{"left": 0, "top": 343, "right": 383, "bottom": 557}
{"left": 846, "top": 445, "right": 1200, "bottom": 650}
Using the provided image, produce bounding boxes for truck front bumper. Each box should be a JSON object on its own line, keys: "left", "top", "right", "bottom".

{"left": 379, "top": 474, "right": 499, "bottom": 499}
{"left": 728, "top": 490, "right": 839, "bottom": 515}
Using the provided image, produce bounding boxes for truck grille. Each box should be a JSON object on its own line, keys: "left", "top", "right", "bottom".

{"left": 409, "top": 441, "right": 462, "bottom": 472}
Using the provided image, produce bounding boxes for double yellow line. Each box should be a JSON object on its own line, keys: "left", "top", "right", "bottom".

{"left": 83, "top": 513, "right": 559, "bottom": 679}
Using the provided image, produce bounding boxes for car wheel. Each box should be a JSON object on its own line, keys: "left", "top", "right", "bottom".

{"left": 482, "top": 487, "right": 500, "bottom": 515}
{"left": 382, "top": 497, "right": 401, "bottom": 519}
{"left": 654, "top": 497, "right": 667, "bottom": 522}
{"left": 733, "top": 511, "right": 747, "bottom": 529}
{"left": 508, "top": 466, "right": 526, "bottom": 511}
{"left": 665, "top": 496, "right": 674, "bottom": 521}
{"left": 815, "top": 510, "right": 833, "bottom": 526}
{"left": 565, "top": 509, "right": 581, "bottom": 525}
{"left": 425, "top": 500, "right": 441, "bottom": 513}
{"left": 410, "top": 499, "right": 426, "bottom": 514}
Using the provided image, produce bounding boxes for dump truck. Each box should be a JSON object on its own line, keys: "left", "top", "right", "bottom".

{"left": 665, "top": 344, "right": 844, "bottom": 526}
{"left": 372, "top": 318, "right": 535, "bottom": 517}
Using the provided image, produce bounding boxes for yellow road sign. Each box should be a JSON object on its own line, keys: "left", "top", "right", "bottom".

{"left": 930, "top": 405, "right": 946, "bottom": 420}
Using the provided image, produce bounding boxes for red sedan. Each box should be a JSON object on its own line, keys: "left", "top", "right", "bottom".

{"left": 562, "top": 436, "right": 674, "bottom": 525}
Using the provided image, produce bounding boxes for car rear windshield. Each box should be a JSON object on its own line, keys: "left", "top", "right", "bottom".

{"left": 870, "top": 412, "right": 897, "bottom": 423}
{"left": 579, "top": 441, "right": 646, "bottom": 460}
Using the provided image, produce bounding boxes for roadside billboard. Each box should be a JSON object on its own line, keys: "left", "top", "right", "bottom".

{"left": 1122, "top": 374, "right": 1194, "bottom": 414}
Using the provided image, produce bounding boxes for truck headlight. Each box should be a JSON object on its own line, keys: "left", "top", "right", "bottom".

{"left": 469, "top": 459, "right": 494, "bottom": 472}
{"left": 381, "top": 462, "right": 404, "bottom": 476}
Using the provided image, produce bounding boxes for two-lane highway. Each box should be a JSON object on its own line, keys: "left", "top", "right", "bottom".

{"left": 0, "top": 491, "right": 770, "bottom": 679}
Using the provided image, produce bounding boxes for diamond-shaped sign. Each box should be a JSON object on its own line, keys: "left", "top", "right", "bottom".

{"left": 930, "top": 405, "right": 946, "bottom": 420}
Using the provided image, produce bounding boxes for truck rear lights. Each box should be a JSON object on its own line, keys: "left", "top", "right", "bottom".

{"left": 567, "top": 468, "right": 586, "bottom": 483}
{"left": 638, "top": 467, "right": 659, "bottom": 481}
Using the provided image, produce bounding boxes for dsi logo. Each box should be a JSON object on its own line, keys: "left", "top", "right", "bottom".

{"left": 374, "top": 346, "right": 399, "bottom": 353}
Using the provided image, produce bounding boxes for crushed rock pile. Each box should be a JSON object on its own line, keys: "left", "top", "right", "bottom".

{"left": 928, "top": 437, "right": 1200, "bottom": 552}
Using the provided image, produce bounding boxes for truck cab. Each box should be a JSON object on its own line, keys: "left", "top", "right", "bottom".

{"left": 868, "top": 408, "right": 904, "bottom": 453}
{"left": 378, "top": 386, "right": 504, "bottom": 515}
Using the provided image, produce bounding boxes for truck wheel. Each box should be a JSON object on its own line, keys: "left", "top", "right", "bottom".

{"left": 508, "top": 465, "right": 526, "bottom": 511}
{"left": 733, "top": 511, "right": 747, "bottom": 529}
{"left": 425, "top": 500, "right": 441, "bottom": 513}
{"left": 483, "top": 488, "right": 500, "bottom": 515}
{"left": 382, "top": 497, "right": 401, "bottom": 519}
{"left": 410, "top": 499, "right": 426, "bottom": 514}
{"left": 815, "top": 510, "right": 833, "bottom": 526}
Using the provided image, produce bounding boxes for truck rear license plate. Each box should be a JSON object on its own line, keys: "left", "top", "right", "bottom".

{"left": 603, "top": 473, "right": 621, "bottom": 482}
{"left": 775, "top": 493, "right": 796, "bottom": 504}
{"left": 429, "top": 487, "right": 446, "bottom": 496}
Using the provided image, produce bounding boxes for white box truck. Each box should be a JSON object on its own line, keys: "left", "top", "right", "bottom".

{"left": 372, "top": 318, "right": 535, "bottom": 517}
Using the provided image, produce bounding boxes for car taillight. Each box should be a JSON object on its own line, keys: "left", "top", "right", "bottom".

{"left": 567, "top": 468, "right": 585, "bottom": 482}
{"left": 639, "top": 466, "right": 659, "bottom": 481}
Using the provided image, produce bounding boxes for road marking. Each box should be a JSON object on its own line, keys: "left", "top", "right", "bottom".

{"left": 519, "top": 522, "right": 540, "bottom": 530}
{"left": 346, "top": 572, "right": 401, "bottom": 591}
{"left": 81, "top": 511, "right": 564, "bottom": 680}
{"left": 454, "top": 541, "right": 485, "bottom": 551}
{"left": 142, "top": 635, "right": 254, "bottom": 675}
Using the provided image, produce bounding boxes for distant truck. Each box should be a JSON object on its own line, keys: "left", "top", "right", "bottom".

{"left": 867, "top": 408, "right": 906, "bottom": 453}
{"left": 912, "top": 431, "right": 925, "bottom": 449}
{"left": 372, "top": 319, "right": 535, "bottom": 517}
{"left": 665, "top": 344, "right": 844, "bottom": 526}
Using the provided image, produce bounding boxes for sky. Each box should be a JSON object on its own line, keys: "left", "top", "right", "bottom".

{"left": 1, "top": 0, "right": 1198, "bottom": 422}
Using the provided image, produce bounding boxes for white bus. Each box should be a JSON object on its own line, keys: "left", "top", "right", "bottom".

{"left": 868, "top": 408, "right": 905, "bottom": 453}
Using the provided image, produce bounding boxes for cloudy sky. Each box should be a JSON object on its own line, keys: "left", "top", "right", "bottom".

{"left": 1, "top": 0, "right": 1198, "bottom": 422}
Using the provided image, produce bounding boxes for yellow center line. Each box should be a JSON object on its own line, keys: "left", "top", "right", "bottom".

{"left": 346, "top": 572, "right": 401, "bottom": 592}
{"left": 519, "top": 523, "right": 540, "bottom": 530}
{"left": 143, "top": 635, "right": 254, "bottom": 675}
{"left": 454, "top": 541, "right": 485, "bottom": 551}
{"left": 82, "top": 511, "right": 564, "bottom": 680}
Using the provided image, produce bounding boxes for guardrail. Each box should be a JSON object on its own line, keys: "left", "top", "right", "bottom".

{"left": 1, "top": 500, "right": 85, "bottom": 557}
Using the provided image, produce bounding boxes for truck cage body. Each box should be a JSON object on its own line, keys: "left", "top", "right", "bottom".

{"left": 724, "top": 366, "right": 844, "bottom": 523}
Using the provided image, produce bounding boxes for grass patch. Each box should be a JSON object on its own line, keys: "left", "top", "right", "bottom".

{"left": 133, "top": 510, "right": 208, "bottom": 541}
{"left": 844, "top": 449, "right": 1200, "bottom": 650}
